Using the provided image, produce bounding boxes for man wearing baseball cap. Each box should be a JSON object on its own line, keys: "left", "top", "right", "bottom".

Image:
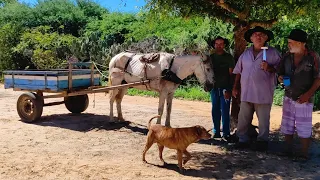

{"left": 232, "top": 26, "right": 281, "bottom": 151}
{"left": 277, "top": 29, "right": 320, "bottom": 160}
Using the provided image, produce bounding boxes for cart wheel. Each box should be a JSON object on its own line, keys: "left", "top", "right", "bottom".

{"left": 64, "top": 95, "right": 89, "bottom": 114}
{"left": 16, "top": 92, "right": 44, "bottom": 123}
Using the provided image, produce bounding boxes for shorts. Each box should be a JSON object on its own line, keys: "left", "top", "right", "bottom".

{"left": 280, "top": 96, "right": 313, "bottom": 138}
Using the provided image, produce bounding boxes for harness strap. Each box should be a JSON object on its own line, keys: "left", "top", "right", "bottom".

{"left": 143, "top": 62, "right": 151, "bottom": 90}
{"left": 124, "top": 57, "right": 132, "bottom": 73}
{"left": 169, "top": 56, "right": 175, "bottom": 70}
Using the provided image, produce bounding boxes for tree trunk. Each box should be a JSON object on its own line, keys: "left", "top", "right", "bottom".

{"left": 230, "top": 25, "right": 249, "bottom": 130}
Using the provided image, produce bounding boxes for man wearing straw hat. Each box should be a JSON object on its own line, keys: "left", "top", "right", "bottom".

{"left": 232, "top": 26, "right": 281, "bottom": 151}
{"left": 277, "top": 29, "right": 320, "bottom": 160}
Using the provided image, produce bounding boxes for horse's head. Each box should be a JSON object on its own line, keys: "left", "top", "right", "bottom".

{"left": 193, "top": 52, "right": 215, "bottom": 92}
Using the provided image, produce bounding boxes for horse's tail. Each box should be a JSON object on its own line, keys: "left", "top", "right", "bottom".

{"left": 147, "top": 115, "right": 160, "bottom": 129}
{"left": 107, "top": 71, "right": 112, "bottom": 87}
{"left": 107, "top": 52, "right": 125, "bottom": 87}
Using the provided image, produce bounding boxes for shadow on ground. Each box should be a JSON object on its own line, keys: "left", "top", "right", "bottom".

{"left": 28, "top": 113, "right": 149, "bottom": 135}
{"left": 144, "top": 149, "right": 320, "bottom": 179}
{"left": 26, "top": 113, "right": 320, "bottom": 179}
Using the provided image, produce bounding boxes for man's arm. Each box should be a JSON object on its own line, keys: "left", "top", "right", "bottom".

{"left": 233, "top": 74, "right": 241, "bottom": 89}
{"left": 306, "top": 51, "right": 320, "bottom": 96}
{"left": 232, "top": 74, "right": 241, "bottom": 98}
{"left": 297, "top": 78, "right": 320, "bottom": 104}
{"left": 297, "top": 52, "right": 320, "bottom": 103}
{"left": 229, "top": 68, "right": 233, "bottom": 75}
{"left": 262, "top": 50, "right": 282, "bottom": 73}
{"left": 228, "top": 54, "right": 235, "bottom": 88}
{"left": 267, "top": 64, "right": 277, "bottom": 73}
{"left": 306, "top": 78, "right": 320, "bottom": 96}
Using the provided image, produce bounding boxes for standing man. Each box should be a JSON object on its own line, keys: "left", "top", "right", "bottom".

{"left": 210, "top": 36, "right": 234, "bottom": 140}
{"left": 278, "top": 29, "right": 320, "bottom": 159}
{"left": 232, "top": 26, "right": 281, "bottom": 151}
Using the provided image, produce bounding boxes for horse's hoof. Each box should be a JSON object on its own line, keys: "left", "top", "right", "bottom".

{"left": 179, "top": 168, "right": 186, "bottom": 174}
{"left": 109, "top": 118, "right": 115, "bottom": 123}
{"left": 118, "top": 117, "right": 125, "bottom": 121}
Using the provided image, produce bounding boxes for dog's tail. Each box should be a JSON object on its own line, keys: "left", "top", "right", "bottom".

{"left": 147, "top": 115, "right": 160, "bottom": 129}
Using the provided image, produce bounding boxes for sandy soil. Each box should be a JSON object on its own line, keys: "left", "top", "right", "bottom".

{"left": 0, "top": 84, "right": 320, "bottom": 180}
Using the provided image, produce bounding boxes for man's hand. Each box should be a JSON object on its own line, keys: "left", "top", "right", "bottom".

{"left": 260, "top": 61, "right": 268, "bottom": 71}
{"left": 278, "top": 75, "right": 283, "bottom": 83}
{"left": 232, "top": 88, "right": 239, "bottom": 98}
{"left": 224, "top": 91, "right": 231, "bottom": 100}
{"left": 297, "top": 92, "right": 312, "bottom": 104}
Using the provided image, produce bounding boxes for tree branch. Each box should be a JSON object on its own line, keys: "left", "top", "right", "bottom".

{"left": 210, "top": 0, "right": 249, "bottom": 20}
{"left": 249, "top": 19, "right": 278, "bottom": 28}
{"left": 206, "top": 10, "right": 240, "bottom": 26}
{"left": 242, "top": 0, "right": 252, "bottom": 19}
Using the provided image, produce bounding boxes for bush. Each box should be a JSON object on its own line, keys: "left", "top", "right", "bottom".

{"left": 273, "top": 87, "right": 285, "bottom": 106}
{"left": 126, "top": 84, "right": 210, "bottom": 102}
{"left": 314, "top": 91, "right": 320, "bottom": 110}
{"left": 273, "top": 86, "right": 320, "bottom": 111}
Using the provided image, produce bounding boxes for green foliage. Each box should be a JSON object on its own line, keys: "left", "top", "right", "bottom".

{"left": 270, "top": 17, "right": 320, "bottom": 53}
{"left": 0, "top": 0, "right": 17, "bottom": 7}
{"left": 71, "top": 31, "right": 108, "bottom": 63}
{"left": 0, "top": 23, "right": 29, "bottom": 71}
{"left": 14, "top": 26, "right": 77, "bottom": 69}
{"left": 125, "top": 15, "right": 234, "bottom": 52}
{"left": 174, "top": 85, "right": 210, "bottom": 102}
{"left": 273, "top": 87, "right": 285, "bottom": 106}
{"left": 0, "top": 0, "right": 107, "bottom": 36}
{"left": 0, "top": 72, "right": 3, "bottom": 82}
{"left": 85, "top": 12, "right": 137, "bottom": 37}
{"left": 273, "top": 87, "right": 320, "bottom": 111}
{"left": 76, "top": 0, "right": 108, "bottom": 20}
{"left": 314, "top": 91, "right": 320, "bottom": 111}
{"left": 32, "top": 0, "right": 86, "bottom": 36}
{"left": 0, "top": 0, "right": 320, "bottom": 108}
{"left": 127, "top": 88, "right": 159, "bottom": 97}
{"left": 145, "top": 0, "right": 319, "bottom": 24}
{"left": 0, "top": 2, "right": 33, "bottom": 27}
{"left": 127, "top": 84, "right": 210, "bottom": 102}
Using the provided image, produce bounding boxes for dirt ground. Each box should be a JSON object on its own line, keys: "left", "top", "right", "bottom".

{"left": 0, "top": 84, "right": 320, "bottom": 180}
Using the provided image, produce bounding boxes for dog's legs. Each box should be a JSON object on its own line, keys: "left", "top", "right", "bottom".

{"left": 115, "top": 88, "right": 127, "bottom": 121}
{"left": 177, "top": 150, "right": 184, "bottom": 172}
{"left": 165, "top": 92, "right": 174, "bottom": 127}
{"left": 157, "top": 91, "right": 167, "bottom": 125}
{"left": 157, "top": 143, "right": 165, "bottom": 164}
{"left": 142, "top": 132, "right": 154, "bottom": 162}
{"left": 183, "top": 150, "right": 191, "bottom": 165}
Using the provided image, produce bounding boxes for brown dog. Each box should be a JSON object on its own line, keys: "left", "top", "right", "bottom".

{"left": 142, "top": 115, "right": 211, "bottom": 172}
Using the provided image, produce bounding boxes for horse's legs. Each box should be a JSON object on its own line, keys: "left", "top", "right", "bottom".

{"left": 116, "top": 88, "right": 127, "bottom": 121}
{"left": 109, "top": 89, "right": 119, "bottom": 122}
{"left": 157, "top": 92, "right": 167, "bottom": 125}
{"left": 165, "top": 92, "right": 174, "bottom": 127}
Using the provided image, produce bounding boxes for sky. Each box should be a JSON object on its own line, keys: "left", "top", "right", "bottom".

{"left": 18, "top": 0, "right": 147, "bottom": 13}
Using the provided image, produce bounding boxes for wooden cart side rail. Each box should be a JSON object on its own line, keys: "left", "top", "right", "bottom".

{"left": 42, "top": 80, "right": 150, "bottom": 99}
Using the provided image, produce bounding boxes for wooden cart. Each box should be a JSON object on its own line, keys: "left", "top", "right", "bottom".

{"left": 3, "top": 62, "right": 149, "bottom": 122}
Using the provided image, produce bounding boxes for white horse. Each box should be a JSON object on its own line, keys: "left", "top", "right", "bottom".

{"left": 108, "top": 51, "right": 214, "bottom": 127}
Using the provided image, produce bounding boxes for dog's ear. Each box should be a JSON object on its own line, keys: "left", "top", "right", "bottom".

{"left": 195, "top": 125, "right": 203, "bottom": 136}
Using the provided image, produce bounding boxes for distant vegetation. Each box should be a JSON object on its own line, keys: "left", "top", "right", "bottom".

{"left": 0, "top": 0, "right": 319, "bottom": 109}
